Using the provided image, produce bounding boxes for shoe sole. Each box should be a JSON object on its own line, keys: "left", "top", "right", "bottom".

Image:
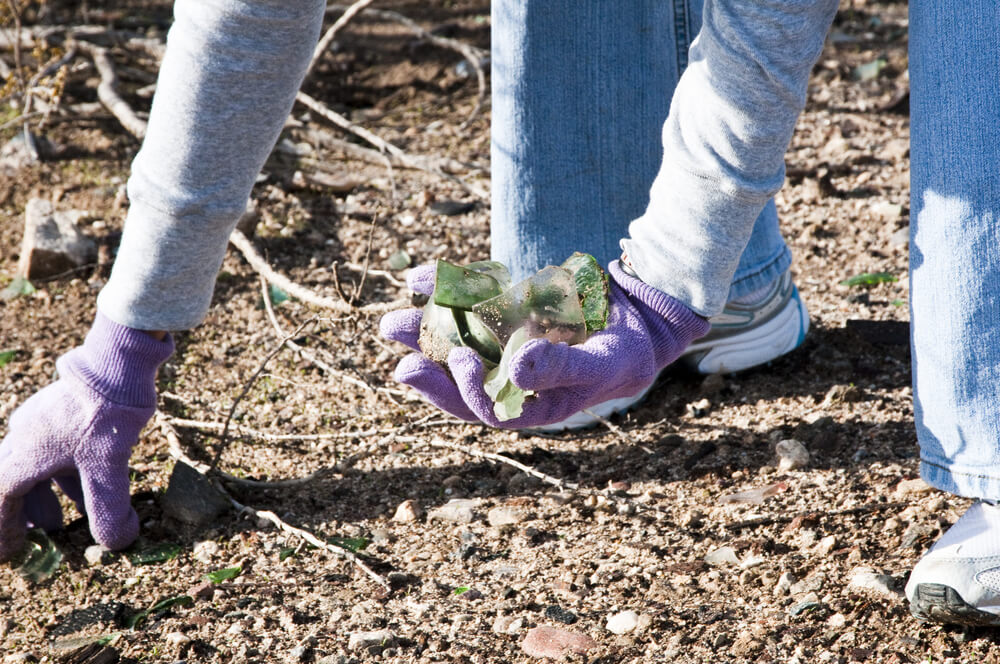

{"left": 909, "top": 583, "right": 1000, "bottom": 626}
{"left": 526, "top": 381, "right": 656, "bottom": 433}
{"left": 680, "top": 286, "right": 809, "bottom": 375}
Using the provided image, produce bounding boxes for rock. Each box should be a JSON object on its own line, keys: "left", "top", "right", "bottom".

{"left": 192, "top": 540, "right": 220, "bottom": 564}
{"left": 890, "top": 225, "right": 910, "bottom": 247}
{"left": 871, "top": 201, "right": 903, "bottom": 222}
{"left": 774, "top": 571, "right": 795, "bottom": 596}
{"left": 815, "top": 535, "right": 837, "bottom": 556}
{"left": 84, "top": 544, "right": 112, "bottom": 566}
{"left": 429, "top": 199, "right": 475, "bottom": 216}
{"left": 392, "top": 499, "right": 423, "bottom": 523}
{"left": 828, "top": 613, "right": 848, "bottom": 628}
{"left": 789, "top": 593, "right": 822, "bottom": 617}
{"left": 894, "top": 478, "right": 934, "bottom": 498}
{"left": 428, "top": 499, "right": 478, "bottom": 524}
{"left": 488, "top": 506, "right": 524, "bottom": 527}
{"left": 348, "top": 630, "right": 396, "bottom": 652}
{"left": 544, "top": 605, "right": 577, "bottom": 625}
{"left": 847, "top": 566, "right": 899, "bottom": 598}
{"left": 522, "top": 626, "right": 597, "bottom": 659}
{"left": 704, "top": 546, "right": 740, "bottom": 566}
{"left": 493, "top": 615, "right": 515, "bottom": 634}
{"left": 17, "top": 199, "right": 97, "bottom": 280}
{"left": 288, "top": 645, "right": 309, "bottom": 661}
{"left": 189, "top": 581, "right": 215, "bottom": 601}
{"left": 686, "top": 398, "right": 711, "bottom": 417}
{"left": 165, "top": 632, "right": 191, "bottom": 649}
{"left": 776, "top": 439, "right": 810, "bottom": 471}
{"left": 3, "top": 654, "right": 37, "bottom": 664}
{"left": 160, "top": 461, "right": 231, "bottom": 527}
{"left": 821, "top": 384, "right": 861, "bottom": 407}
{"left": 606, "top": 610, "right": 640, "bottom": 635}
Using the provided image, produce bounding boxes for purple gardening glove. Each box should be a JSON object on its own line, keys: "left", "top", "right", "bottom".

{"left": 0, "top": 312, "right": 173, "bottom": 562}
{"left": 379, "top": 261, "right": 710, "bottom": 428}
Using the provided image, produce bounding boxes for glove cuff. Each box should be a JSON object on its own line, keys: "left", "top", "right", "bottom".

{"left": 57, "top": 311, "right": 175, "bottom": 408}
{"left": 608, "top": 261, "right": 710, "bottom": 364}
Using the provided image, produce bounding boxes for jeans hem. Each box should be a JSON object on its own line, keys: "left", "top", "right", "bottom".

{"left": 920, "top": 457, "right": 1000, "bottom": 501}
{"left": 727, "top": 246, "right": 792, "bottom": 301}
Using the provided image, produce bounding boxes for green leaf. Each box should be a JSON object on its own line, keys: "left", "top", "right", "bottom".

{"left": 128, "top": 542, "right": 181, "bottom": 566}
{"left": 0, "top": 349, "right": 17, "bottom": 368}
{"left": 278, "top": 547, "right": 298, "bottom": 562}
{"left": 433, "top": 259, "right": 503, "bottom": 310}
{"left": 94, "top": 633, "right": 123, "bottom": 647}
{"left": 1, "top": 276, "right": 36, "bottom": 301}
{"left": 561, "top": 252, "right": 609, "bottom": 333}
{"left": 204, "top": 565, "right": 242, "bottom": 583}
{"left": 327, "top": 536, "right": 368, "bottom": 553}
{"left": 452, "top": 586, "right": 470, "bottom": 595}
{"left": 839, "top": 272, "right": 898, "bottom": 287}
{"left": 269, "top": 284, "right": 290, "bottom": 306}
{"left": 891, "top": 298, "right": 906, "bottom": 307}
{"left": 125, "top": 595, "right": 194, "bottom": 630}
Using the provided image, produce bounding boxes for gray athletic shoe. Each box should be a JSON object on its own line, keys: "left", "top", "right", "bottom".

{"left": 906, "top": 502, "right": 1000, "bottom": 625}
{"left": 679, "top": 269, "right": 809, "bottom": 375}
{"left": 530, "top": 269, "right": 809, "bottom": 432}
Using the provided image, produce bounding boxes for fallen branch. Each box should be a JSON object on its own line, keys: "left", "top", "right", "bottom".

{"left": 325, "top": 3, "right": 488, "bottom": 125}
{"left": 73, "top": 40, "right": 146, "bottom": 139}
{"left": 159, "top": 417, "right": 390, "bottom": 590}
{"left": 303, "top": 128, "right": 482, "bottom": 176}
{"left": 166, "top": 414, "right": 460, "bottom": 443}
{"left": 420, "top": 438, "right": 579, "bottom": 492}
{"left": 229, "top": 228, "right": 408, "bottom": 315}
{"left": 306, "top": 0, "right": 376, "bottom": 83}
{"left": 725, "top": 501, "right": 909, "bottom": 532}
{"left": 296, "top": 91, "right": 488, "bottom": 199}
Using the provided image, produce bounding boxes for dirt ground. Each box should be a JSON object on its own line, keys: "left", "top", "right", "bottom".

{"left": 1, "top": 1, "right": 995, "bottom": 662}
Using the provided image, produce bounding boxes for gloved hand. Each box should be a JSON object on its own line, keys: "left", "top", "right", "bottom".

{"left": 379, "top": 261, "right": 709, "bottom": 428}
{"left": 0, "top": 312, "right": 173, "bottom": 562}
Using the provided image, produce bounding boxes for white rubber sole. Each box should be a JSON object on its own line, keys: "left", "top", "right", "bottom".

{"left": 527, "top": 381, "right": 655, "bottom": 433}
{"left": 681, "top": 288, "right": 809, "bottom": 375}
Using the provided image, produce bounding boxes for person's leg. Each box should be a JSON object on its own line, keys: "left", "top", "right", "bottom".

{"left": 905, "top": 0, "right": 1000, "bottom": 624}
{"left": 490, "top": 0, "right": 789, "bottom": 301}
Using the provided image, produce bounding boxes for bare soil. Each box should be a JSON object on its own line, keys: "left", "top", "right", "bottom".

{"left": 2, "top": 2, "right": 995, "bottom": 663}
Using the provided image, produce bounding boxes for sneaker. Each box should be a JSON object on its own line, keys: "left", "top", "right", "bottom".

{"left": 531, "top": 269, "right": 809, "bottom": 432}
{"left": 906, "top": 501, "right": 1000, "bottom": 625}
{"left": 679, "top": 269, "right": 810, "bottom": 375}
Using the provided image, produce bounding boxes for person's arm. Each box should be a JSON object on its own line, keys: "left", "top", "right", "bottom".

{"left": 623, "top": 0, "right": 840, "bottom": 317}
{"left": 1, "top": 0, "right": 326, "bottom": 562}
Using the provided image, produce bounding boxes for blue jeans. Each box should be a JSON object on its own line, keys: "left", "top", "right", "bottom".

{"left": 910, "top": 3, "right": 1000, "bottom": 500}
{"left": 490, "top": 0, "right": 797, "bottom": 313}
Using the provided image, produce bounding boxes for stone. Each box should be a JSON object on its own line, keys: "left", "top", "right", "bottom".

{"left": 428, "top": 499, "right": 478, "bottom": 524}
{"left": 776, "top": 439, "right": 810, "bottom": 472}
{"left": 192, "top": 540, "right": 220, "bottom": 564}
{"left": 348, "top": 630, "right": 396, "bottom": 652}
{"left": 871, "top": 201, "right": 903, "bottom": 222}
{"left": 84, "top": 544, "right": 113, "bottom": 566}
{"left": 17, "top": 198, "right": 97, "bottom": 280}
{"left": 161, "top": 461, "right": 231, "bottom": 527}
{"left": 815, "top": 535, "right": 838, "bottom": 556}
{"left": 488, "top": 505, "right": 524, "bottom": 527}
{"left": 288, "top": 645, "right": 309, "bottom": 661}
{"left": 606, "top": 610, "right": 640, "bottom": 635}
{"left": 522, "top": 626, "right": 597, "bottom": 659}
{"left": 894, "top": 478, "right": 933, "bottom": 498}
{"left": 544, "top": 605, "right": 577, "bottom": 625}
{"left": 774, "top": 571, "right": 796, "bottom": 596}
{"left": 704, "top": 546, "right": 740, "bottom": 567}
{"left": 847, "top": 566, "right": 899, "bottom": 598}
{"left": 165, "top": 632, "right": 191, "bottom": 649}
{"left": 392, "top": 499, "right": 422, "bottom": 523}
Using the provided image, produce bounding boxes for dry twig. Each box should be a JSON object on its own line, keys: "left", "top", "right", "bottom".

{"left": 229, "top": 228, "right": 408, "bottom": 315}
{"left": 307, "top": 0, "right": 376, "bottom": 82}
{"left": 159, "top": 416, "right": 390, "bottom": 590}
{"left": 74, "top": 39, "right": 147, "bottom": 139}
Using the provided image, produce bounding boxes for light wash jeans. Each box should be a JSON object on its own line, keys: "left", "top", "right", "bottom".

{"left": 909, "top": 3, "right": 1000, "bottom": 500}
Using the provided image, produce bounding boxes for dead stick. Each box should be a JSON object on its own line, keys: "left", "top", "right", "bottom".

{"left": 159, "top": 417, "right": 390, "bottom": 590}
{"left": 74, "top": 40, "right": 147, "bottom": 139}
{"left": 725, "top": 501, "right": 908, "bottom": 532}
{"left": 229, "top": 228, "right": 408, "bottom": 315}
{"left": 166, "top": 415, "right": 460, "bottom": 442}
{"left": 307, "top": 0, "right": 376, "bottom": 82}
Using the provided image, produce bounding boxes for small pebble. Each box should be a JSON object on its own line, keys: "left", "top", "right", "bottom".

{"left": 704, "top": 546, "right": 740, "bottom": 567}
{"left": 544, "top": 605, "right": 578, "bottom": 625}
{"left": 776, "top": 439, "right": 810, "bottom": 471}
{"left": 348, "top": 630, "right": 396, "bottom": 652}
{"left": 488, "top": 506, "right": 524, "bottom": 527}
{"left": 815, "top": 535, "right": 837, "bottom": 556}
{"left": 847, "top": 566, "right": 898, "bottom": 598}
{"left": 84, "top": 544, "right": 112, "bottom": 566}
{"left": 686, "top": 398, "right": 711, "bottom": 418}
{"left": 428, "top": 499, "right": 478, "bottom": 524}
{"left": 192, "top": 540, "right": 220, "bottom": 564}
{"left": 522, "top": 626, "right": 596, "bottom": 659}
{"left": 392, "top": 500, "right": 423, "bottom": 523}
{"left": 606, "top": 610, "right": 640, "bottom": 635}
{"left": 895, "top": 478, "right": 934, "bottom": 498}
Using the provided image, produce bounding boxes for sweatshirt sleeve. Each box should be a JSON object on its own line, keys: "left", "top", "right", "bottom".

{"left": 621, "top": 0, "right": 839, "bottom": 316}
{"left": 97, "top": 0, "right": 326, "bottom": 331}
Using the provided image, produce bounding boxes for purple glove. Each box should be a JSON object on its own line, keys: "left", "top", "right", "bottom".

{"left": 0, "top": 312, "right": 173, "bottom": 562}
{"left": 379, "top": 261, "right": 709, "bottom": 428}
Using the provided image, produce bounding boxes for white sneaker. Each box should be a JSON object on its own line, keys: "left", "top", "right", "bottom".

{"left": 531, "top": 269, "right": 809, "bottom": 432}
{"left": 906, "top": 501, "right": 1000, "bottom": 625}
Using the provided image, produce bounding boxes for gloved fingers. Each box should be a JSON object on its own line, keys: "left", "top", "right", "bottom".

{"left": 394, "top": 352, "right": 479, "bottom": 422}
{"left": 507, "top": 336, "right": 624, "bottom": 392}
{"left": 0, "top": 435, "right": 61, "bottom": 560}
{"left": 446, "top": 347, "right": 505, "bottom": 426}
{"left": 379, "top": 309, "right": 423, "bottom": 351}
{"left": 54, "top": 472, "right": 85, "bottom": 513}
{"left": 77, "top": 456, "right": 139, "bottom": 551}
{"left": 406, "top": 264, "right": 436, "bottom": 296}
{"left": 23, "top": 482, "right": 63, "bottom": 532}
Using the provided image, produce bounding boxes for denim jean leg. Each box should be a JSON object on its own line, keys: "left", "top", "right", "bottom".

{"left": 909, "top": 1, "right": 1000, "bottom": 499}
{"left": 490, "top": 0, "right": 790, "bottom": 297}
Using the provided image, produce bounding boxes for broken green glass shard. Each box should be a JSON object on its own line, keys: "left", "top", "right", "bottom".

{"left": 483, "top": 326, "right": 534, "bottom": 421}
{"left": 418, "top": 298, "right": 464, "bottom": 365}
{"left": 11, "top": 528, "right": 62, "bottom": 583}
{"left": 455, "top": 310, "right": 502, "bottom": 364}
{"left": 432, "top": 259, "right": 504, "bottom": 310}
{"left": 560, "top": 252, "right": 609, "bottom": 333}
{"left": 473, "top": 266, "right": 587, "bottom": 348}
{"left": 464, "top": 260, "right": 512, "bottom": 290}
